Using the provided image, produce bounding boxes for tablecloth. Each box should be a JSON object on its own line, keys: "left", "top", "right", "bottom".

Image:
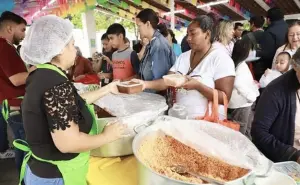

{"left": 87, "top": 156, "right": 138, "bottom": 185}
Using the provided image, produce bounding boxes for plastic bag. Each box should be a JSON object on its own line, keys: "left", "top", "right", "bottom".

{"left": 73, "top": 83, "right": 100, "bottom": 94}
{"left": 259, "top": 70, "right": 282, "bottom": 88}
{"left": 150, "top": 116, "right": 273, "bottom": 176}
{"left": 163, "top": 74, "right": 186, "bottom": 87}
{"left": 94, "top": 92, "right": 168, "bottom": 135}
{"left": 196, "top": 89, "right": 240, "bottom": 131}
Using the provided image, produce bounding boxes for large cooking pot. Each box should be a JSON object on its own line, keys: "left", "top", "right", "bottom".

{"left": 91, "top": 118, "right": 156, "bottom": 158}
{"left": 90, "top": 92, "right": 168, "bottom": 157}
{"left": 132, "top": 121, "right": 256, "bottom": 185}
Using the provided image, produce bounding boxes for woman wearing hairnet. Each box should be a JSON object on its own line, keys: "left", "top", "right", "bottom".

{"left": 15, "top": 15, "right": 126, "bottom": 185}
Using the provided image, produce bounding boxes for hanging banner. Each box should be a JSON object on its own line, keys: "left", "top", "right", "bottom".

{"left": 111, "top": 5, "right": 119, "bottom": 13}
{"left": 121, "top": 2, "right": 129, "bottom": 9}
{"left": 0, "top": 0, "right": 15, "bottom": 14}
{"left": 97, "top": 0, "right": 107, "bottom": 4}
{"left": 111, "top": 0, "right": 121, "bottom": 6}
{"left": 152, "top": 6, "right": 158, "bottom": 13}
{"left": 142, "top": 1, "right": 149, "bottom": 8}
{"left": 126, "top": 13, "right": 135, "bottom": 21}
{"left": 129, "top": 6, "right": 137, "bottom": 14}
{"left": 119, "top": 9, "right": 126, "bottom": 17}
{"left": 133, "top": 0, "right": 141, "bottom": 5}
{"left": 85, "top": 0, "right": 96, "bottom": 7}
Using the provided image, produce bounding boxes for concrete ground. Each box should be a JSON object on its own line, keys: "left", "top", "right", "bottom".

{"left": 0, "top": 126, "right": 19, "bottom": 185}
{"left": 0, "top": 158, "right": 18, "bottom": 185}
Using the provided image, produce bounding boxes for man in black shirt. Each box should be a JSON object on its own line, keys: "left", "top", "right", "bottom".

{"left": 233, "top": 22, "right": 244, "bottom": 43}
{"left": 260, "top": 7, "right": 288, "bottom": 72}
{"left": 242, "top": 16, "right": 265, "bottom": 80}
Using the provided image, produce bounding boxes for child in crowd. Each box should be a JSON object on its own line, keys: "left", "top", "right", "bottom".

{"left": 106, "top": 23, "right": 140, "bottom": 81}
{"left": 260, "top": 51, "right": 291, "bottom": 88}
{"left": 228, "top": 39, "right": 259, "bottom": 137}
{"left": 91, "top": 33, "right": 114, "bottom": 86}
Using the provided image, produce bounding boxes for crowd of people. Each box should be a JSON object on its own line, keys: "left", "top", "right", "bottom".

{"left": 0, "top": 5, "right": 300, "bottom": 185}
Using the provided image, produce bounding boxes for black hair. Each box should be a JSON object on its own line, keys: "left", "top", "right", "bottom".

{"left": 234, "top": 22, "right": 243, "bottom": 30}
{"left": 242, "top": 30, "right": 250, "bottom": 37}
{"left": 285, "top": 20, "right": 300, "bottom": 44}
{"left": 0, "top": 11, "right": 27, "bottom": 28}
{"left": 267, "top": 7, "right": 284, "bottom": 22}
{"left": 106, "top": 23, "right": 126, "bottom": 39}
{"left": 277, "top": 51, "right": 292, "bottom": 59}
{"left": 168, "top": 29, "right": 177, "bottom": 44}
{"left": 232, "top": 39, "right": 252, "bottom": 68}
{"left": 101, "top": 33, "right": 109, "bottom": 41}
{"left": 136, "top": 8, "right": 159, "bottom": 29}
{"left": 157, "top": 24, "right": 178, "bottom": 44}
{"left": 249, "top": 16, "right": 265, "bottom": 28}
{"left": 157, "top": 23, "right": 168, "bottom": 37}
{"left": 191, "top": 14, "right": 218, "bottom": 43}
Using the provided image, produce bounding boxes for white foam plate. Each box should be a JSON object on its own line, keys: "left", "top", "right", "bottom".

{"left": 246, "top": 57, "right": 261, "bottom": 62}
{"left": 255, "top": 170, "right": 296, "bottom": 185}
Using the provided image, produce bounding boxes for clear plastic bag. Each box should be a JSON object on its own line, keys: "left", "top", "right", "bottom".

{"left": 150, "top": 116, "right": 273, "bottom": 176}
{"left": 94, "top": 92, "right": 168, "bottom": 135}
{"left": 163, "top": 74, "right": 187, "bottom": 87}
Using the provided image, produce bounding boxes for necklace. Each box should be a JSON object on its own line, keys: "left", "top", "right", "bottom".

{"left": 188, "top": 45, "right": 212, "bottom": 75}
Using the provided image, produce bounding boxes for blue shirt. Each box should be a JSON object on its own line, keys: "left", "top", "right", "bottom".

{"left": 140, "top": 31, "right": 176, "bottom": 81}
{"left": 173, "top": 43, "right": 182, "bottom": 58}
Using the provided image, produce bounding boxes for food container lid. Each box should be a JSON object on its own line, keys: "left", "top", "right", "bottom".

{"left": 94, "top": 92, "right": 168, "bottom": 117}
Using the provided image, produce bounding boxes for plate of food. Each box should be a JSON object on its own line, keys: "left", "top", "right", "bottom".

{"left": 255, "top": 170, "right": 296, "bottom": 185}
{"left": 273, "top": 161, "right": 300, "bottom": 185}
{"left": 117, "top": 81, "right": 143, "bottom": 94}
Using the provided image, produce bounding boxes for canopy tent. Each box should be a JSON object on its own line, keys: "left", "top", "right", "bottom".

{"left": 2, "top": 0, "right": 300, "bottom": 26}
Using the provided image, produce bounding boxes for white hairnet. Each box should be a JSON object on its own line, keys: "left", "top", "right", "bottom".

{"left": 20, "top": 15, "right": 74, "bottom": 65}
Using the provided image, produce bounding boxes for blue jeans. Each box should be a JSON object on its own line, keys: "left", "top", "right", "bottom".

{"left": 7, "top": 113, "right": 26, "bottom": 172}
{"left": 0, "top": 105, "right": 9, "bottom": 152}
{"left": 25, "top": 165, "right": 64, "bottom": 185}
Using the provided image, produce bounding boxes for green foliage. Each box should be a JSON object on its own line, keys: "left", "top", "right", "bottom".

{"left": 71, "top": 13, "right": 83, "bottom": 29}
{"left": 70, "top": 11, "right": 136, "bottom": 33}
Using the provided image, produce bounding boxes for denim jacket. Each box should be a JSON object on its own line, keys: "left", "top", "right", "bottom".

{"left": 140, "top": 31, "right": 176, "bottom": 81}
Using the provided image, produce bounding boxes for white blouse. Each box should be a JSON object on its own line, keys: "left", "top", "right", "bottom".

{"left": 169, "top": 48, "right": 235, "bottom": 119}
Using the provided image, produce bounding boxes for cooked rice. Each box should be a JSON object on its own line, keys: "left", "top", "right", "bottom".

{"left": 137, "top": 132, "right": 249, "bottom": 184}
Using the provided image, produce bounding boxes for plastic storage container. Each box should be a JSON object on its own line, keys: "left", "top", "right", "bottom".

{"left": 117, "top": 81, "right": 143, "bottom": 94}
{"left": 168, "top": 104, "right": 188, "bottom": 119}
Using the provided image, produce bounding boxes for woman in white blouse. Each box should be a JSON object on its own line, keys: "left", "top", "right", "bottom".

{"left": 213, "top": 20, "right": 235, "bottom": 56}
{"left": 134, "top": 15, "right": 235, "bottom": 119}
{"left": 272, "top": 21, "right": 300, "bottom": 69}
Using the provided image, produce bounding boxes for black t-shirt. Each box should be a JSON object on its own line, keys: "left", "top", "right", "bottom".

{"left": 101, "top": 51, "right": 113, "bottom": 73}
{"left": 22, "top": 66, "right": 93, "bottom": 178}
